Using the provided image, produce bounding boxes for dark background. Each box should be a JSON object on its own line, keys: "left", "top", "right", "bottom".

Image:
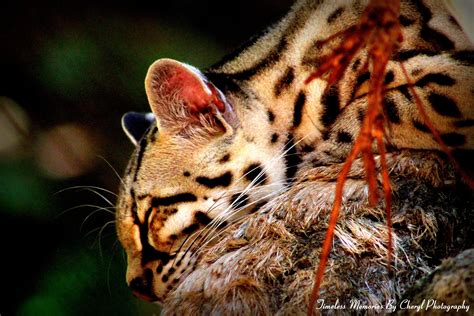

{"left": 1, "top": 1, "right": 292, "bottom": 314}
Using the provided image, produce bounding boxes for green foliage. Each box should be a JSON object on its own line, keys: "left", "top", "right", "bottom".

{"left": 39, "top": 33, "right": 102, "bottom": 98}
{"left": 17, "top": 248, "right": 146, "bottom": 316}
{"left": 37, "top": 16, "right": 223, "bottom": 104}
{"left": 4, "top": 8, "right": 223, "bottom": 315}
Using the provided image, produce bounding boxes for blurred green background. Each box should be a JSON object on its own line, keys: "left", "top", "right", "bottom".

{"left": 1, "top": 0, "right": 292, "bottom": 315}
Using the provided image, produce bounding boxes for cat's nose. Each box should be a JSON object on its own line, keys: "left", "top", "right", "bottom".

{"left": 129, "top": 269, "right": 157, "bottom": 302}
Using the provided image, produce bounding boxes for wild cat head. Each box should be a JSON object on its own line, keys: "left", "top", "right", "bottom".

{"left": 116, "top": 59, "right": 289, "bottom": 302}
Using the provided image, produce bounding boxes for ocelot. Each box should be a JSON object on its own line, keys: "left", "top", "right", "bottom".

{"left": 115, "top": 0, "right": 474, "bottom": 313}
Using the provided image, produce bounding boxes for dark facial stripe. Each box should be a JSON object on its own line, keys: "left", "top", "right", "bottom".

{"left": 209, "top": 0, "right": 320, "bottom": 72}
{"left": 399, "top": 15, "right": 415, "bottom": 27}
{"left": 195, "top": 211, "right": 212, "bottom": 226}
{"left": 229, "top": 39, "right": 288, "bottom": 80}
{"left": 413, "top": 120, "right": 430, "bottom": 133}
{"left": 283, "top": 136, "right": 301, "bottom": 184}
{"left": 336, "top": 131, "right": 353, "bottom": 143}
{"left": 416, "top": 73, "right": 456, "bottom": 87}
{"left": 139, "top": 207, "right": 153, "bottom": 264}
{"left": 427, "top": 92, "right": 462, "bottom": 118}
{"left": 301, "top": 144, "right": 314, "bottom": 153}
{"left": 440, "top": 133, "right": 466, "bottom": 147}
{"left": 219, "top": 153, "right": 230, "bottom": 164}
{"left": 383, "top": 97, "right": 401, "bottom": 124}
{"left": 322, "top": 131, "right": 330, "bottom": 140}
{"left": 292, "top": 91, "right": 306, "bottom": 128}
{"left": 152, "top": 251, "right": 174, "bottom": 266}
{"left": 151, "top": 193, "right": 198, "bottom": 207}
{"left": 140, "top": 207, "right": 175, "bottom": 265}
{"left": 384, "top": 71, "right": 394, "bottom": 85}
{"left": 352, "top": 58, "right": 361, "bottom": 71}
{"left": 223, "top": 2, "right": 318, "bottom": 81}
{"left": 271, "top": 133, "right": 279, "bottom": 143}
{"left": 451, "top": 50, "right": 474, "bottom": 66}
{"left": 355, "top": 71, "right": 370, "bottom": 90}
{"left": 327, "top": 7, "right": 344, "bottom": 24}
{"left": 420, "top": 26, "right": 454, "bottom": 51}
{"left": 413, "top": 1, "right": 454, "bottom": 50}
{"left": 243, "top": 163, "right": 267, "bottom": 185}
{"left": 274, "top": 67, "right": 295, "bottom": 97}
{"left": 448, "top": 15, "right": 462, "bottom": 29}
{"left": 397, "top": 85, "right": 412, "bottom": 102}
{"left": 268, "top": 110, "right": 275, "bottom": 123}
{"left": 149, "top": 126, "right": 158, "bottom": 142}
{"left": 393, "top": 49, "right": 438, "bottom": 61}
{"left": 302, "top": 41, "right": 322, "bottom": 67}
{"left": 348, "top": 69, "right": 369, "bottom": 102}
{"left": 169, "top": 233, "right": 178, "bottom": 240}
{"left": 320, "top": 86, "right": 340, "bottom": 127}
{"left": 182, "top": 223, "right": 200, "bottom": 235}
{"left": 133, "top": 136, "right": 148, "bottom": 182}
{"left": 156, "top": 264, "right": 163, "bottom": 274}
{"left": 249, "top": 201, "right": 267, "bottom": 213}
{"left": 454, "top": 119, "right": 474, "bottom": 128}
{"left": 357, "top": 108, "right": 366, "bottom": 123}
{"left": 129, "top": 189, "right": 140, "bottom": 225}
{"left": 196, "top": 172, "right": 232, "bottom": 188}
{"left": 230, "top": 193, "right": 250, "bottom": 210}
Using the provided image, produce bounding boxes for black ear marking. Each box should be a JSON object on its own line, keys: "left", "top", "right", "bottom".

{"left": 121, "top": 112, "right": 156, "bottom": 145}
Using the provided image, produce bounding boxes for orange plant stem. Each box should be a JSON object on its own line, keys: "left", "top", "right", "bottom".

{"left": 307, "top": 144, "right": 360, "bottom": 316}
{"left": 400, "top": 63, "right": 474, "bottom": 189}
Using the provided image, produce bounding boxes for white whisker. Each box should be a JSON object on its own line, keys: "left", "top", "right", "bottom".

{"left": 184, "top": 136, "right": 307, "bottom": 257}
{"left": 80, "top": 207, "right": 117, "bottom": 231}
{"left": 83, "top": 188, "right": 115, "bottom": 206}
{"left": 55, "top": 185, "right": 118, "bottom": 197}
{"left": 55, "top": 204, "right": 115, "bottom": 219}
{"left": 193, "top": 187, "right": 285, "bottom": 256}
{"left": 86, "top": 220, "right": 116, "bottom": 259}
{"left": 97, "top": 155, "right": 126, "bottom": 186}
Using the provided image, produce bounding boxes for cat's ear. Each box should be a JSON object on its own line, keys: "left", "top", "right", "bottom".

{"left": 121, "top": 112, "right": 155, "bottom": 145}
{"left": 144, "top": 58, "right": 238, "bottom": 135}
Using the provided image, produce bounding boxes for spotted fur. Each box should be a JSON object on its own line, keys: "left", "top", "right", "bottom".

{"left": 116, "top": 0, "right": 474, "bottom": 305}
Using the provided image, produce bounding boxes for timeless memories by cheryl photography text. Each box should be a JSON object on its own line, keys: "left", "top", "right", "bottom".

{"left": 315, "top": 298, "right": 470, "bottom": 313}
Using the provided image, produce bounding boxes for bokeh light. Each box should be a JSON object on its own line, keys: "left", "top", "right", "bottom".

{"left": 36, "top": 123, "right": 98, "bottom": 179}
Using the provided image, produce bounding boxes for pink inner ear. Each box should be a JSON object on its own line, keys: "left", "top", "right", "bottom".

{"left": 164, "top": 66, "right": 223, "bottom": 113}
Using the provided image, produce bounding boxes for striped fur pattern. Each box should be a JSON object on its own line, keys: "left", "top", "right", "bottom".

{"left": 116, "top": 0, "right": 474, "bottom": 305}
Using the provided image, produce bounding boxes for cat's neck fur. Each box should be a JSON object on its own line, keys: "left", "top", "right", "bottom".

{"left": 207, "top": 0, "right": 365, "bottom": 151}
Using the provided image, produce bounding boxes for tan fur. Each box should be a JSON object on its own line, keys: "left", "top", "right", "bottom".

{"left": 162, "top": 152, "right": 473, "bottom": 315}
{"left": 211, "top": 0, "right": 474, "bottom": 152}
{"left": 116, "top": 0, "right": 474, "bottom": 311}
